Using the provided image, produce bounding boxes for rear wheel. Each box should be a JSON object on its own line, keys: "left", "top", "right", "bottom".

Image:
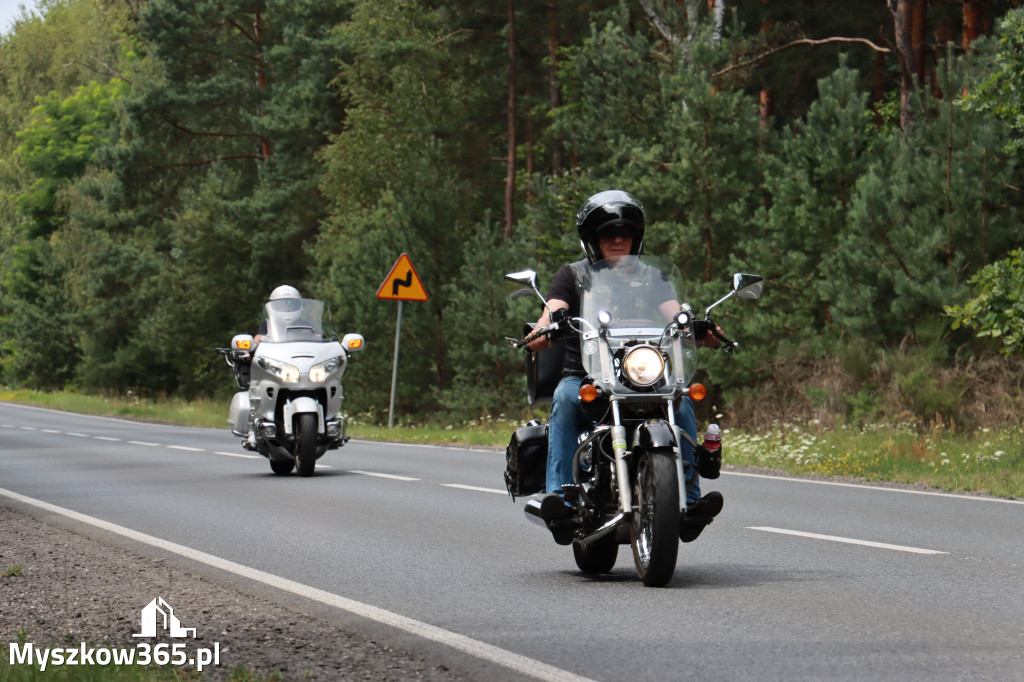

{"left": 269, "top": 459, "right": 294, "bottom": 475}
{"left": 295, "top": 413, "right": 318, "bottom": 477}
{"left": 573, "top": 534, "right": 618, "bottom": 574}
{"left": 630, "top": 448, "right": 680, "bottom": 587}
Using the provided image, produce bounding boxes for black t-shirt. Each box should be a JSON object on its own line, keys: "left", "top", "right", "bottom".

{"left": 545, "top": 259, "right": 677, "bottom": 377}
{"left": 546, "top": 262, "right": 586, "bottom": 375}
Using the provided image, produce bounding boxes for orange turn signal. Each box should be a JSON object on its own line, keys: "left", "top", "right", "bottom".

{"left": 578, "top": 384, "right": 599, "bottom": 403}
{"left": 236, "top": 339, "right": 252, "bottom": 350}
{"left": 347, "top": 338, "right": 363, "bottom": 350}
{"left": 689, "top": 383, "right": 707, "bottom": 401}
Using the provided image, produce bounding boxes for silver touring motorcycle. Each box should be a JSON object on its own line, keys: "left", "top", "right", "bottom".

{"left": 217, "top": 298, "right": 364, "bottom": 477}
{"left": 505, "top": 256, "right": 762, "bottom": 586}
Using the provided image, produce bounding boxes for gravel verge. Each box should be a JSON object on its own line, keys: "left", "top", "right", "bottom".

{"left": 0, "top": 504, "right": 469, "bottom": 681}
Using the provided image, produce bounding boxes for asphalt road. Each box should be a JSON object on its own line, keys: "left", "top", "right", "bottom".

{"left": 2, "top": 402, "right": 1022, "bottom": 681}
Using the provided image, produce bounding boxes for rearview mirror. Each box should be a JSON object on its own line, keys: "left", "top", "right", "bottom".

{"left": 505, "top": 270, "right": 550, "bottom": 312}
{"left": 732, "top": 273, "right": 763, "bottom": 300}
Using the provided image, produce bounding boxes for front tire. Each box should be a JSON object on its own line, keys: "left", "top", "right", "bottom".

{"left": 295, "top": 413, "right": 318, "bottom": 477}
{"left": 573, "top": 534, "right": 618, "bottom": 574}
{"left": 630, "top": 449, "right": 680, "bottom": 587}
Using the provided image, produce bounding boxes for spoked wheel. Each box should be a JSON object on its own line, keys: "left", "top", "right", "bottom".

{"left": 269, "top": 459, "right": 294, "bottom": 475}
{"left": 573, "top": 534, "right": 618, "bottom": 574}
{"left": 630, "top": 448, "right": 680, "bottom": 587}
{"left": 295, "top": 413, "right": 318, "bottom": 477}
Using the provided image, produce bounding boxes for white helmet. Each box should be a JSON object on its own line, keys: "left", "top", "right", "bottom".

{"left": 268, "top": 284, "right": 302, "bottom": 324}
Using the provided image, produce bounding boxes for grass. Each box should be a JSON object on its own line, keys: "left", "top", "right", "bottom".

{"left": 3, "top": 563, "right": 23, "bottom": 577}
{"left": 1, "top": 388, "right": 1021, "bottom": 498}
{"left": 723, "top": 419, "right": 1024, "bottom": 499}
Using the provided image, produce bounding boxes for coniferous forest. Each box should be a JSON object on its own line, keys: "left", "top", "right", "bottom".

{"left": 2, "top": 0, "right": 1023, "bottom": 428}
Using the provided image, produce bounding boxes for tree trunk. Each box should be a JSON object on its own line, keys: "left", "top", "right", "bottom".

{"left": 253, "top": 7, "right": 271, "bottom": 160}
{"left": 962, "top": 0, "right": 983, "bottom": 50}
{"left": 548, "top": 0, "right": 563, "bottom": 174}
{"left": 911, "top": 0, "right": 928, "bottom": 88}
{"left": 893, "top": 0, "right": 915, "bottom": 132}
{"left": 503, "top": 0, "right": 517, "bottom": 241}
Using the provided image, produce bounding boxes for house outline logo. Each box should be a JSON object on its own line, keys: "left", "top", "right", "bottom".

{"left": 132, "top": 597, "right": 197, "bottom": 639}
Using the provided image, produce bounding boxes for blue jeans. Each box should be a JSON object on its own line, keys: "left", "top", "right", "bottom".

{"left": 547, "top": 375, "right": 701, "bottom": 505}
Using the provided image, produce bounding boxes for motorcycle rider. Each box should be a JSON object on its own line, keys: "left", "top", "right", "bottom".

{"left": 526, "top": 190, "right": 724, "bottom": 542}
{"left": 254, "top": 284, "right": 314, "bottom": 344}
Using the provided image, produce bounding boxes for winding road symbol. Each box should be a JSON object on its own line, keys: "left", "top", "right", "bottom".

{"left": 377, "top": 254, "right": 428, "bottom": 301}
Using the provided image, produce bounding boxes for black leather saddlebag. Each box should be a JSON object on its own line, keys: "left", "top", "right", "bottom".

{"left": 504, "top": 421, "right": 548, "bottom": 499}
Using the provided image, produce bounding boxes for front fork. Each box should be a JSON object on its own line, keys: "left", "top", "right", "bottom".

{"left": 610, "top": 401, "right": 633, "bottom": 516}
{"left": 668, "top": 398, "right": 700, "bottom": 513}
{"left": 610, "top": 397, "right": 700, "bottom": 516}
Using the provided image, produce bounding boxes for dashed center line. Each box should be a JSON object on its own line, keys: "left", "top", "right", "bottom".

{"left": 4, "top": 427, "right": 498, "bottom": 498}
{"left": 349, "top": 470, "right": 420, "bottom": 482}
{"left": 749, "top": 526, "right": 948, "bottom": 555}
{"left": 215, "top": 451, "right": 261, "bottom": 459}
{"left": 441, "top": 483, "right": 507, "bottom": 495}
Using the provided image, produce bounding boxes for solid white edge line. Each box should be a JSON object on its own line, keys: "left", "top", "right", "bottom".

{"left": 748, "top": 526, "right": 948, "bottom": 555}
{"left": 0, "top": 487, "right": 595, "bottom": 682}
{"left": 349, "top": 470, "right": 420, "bottom": 482}
{"left": 441, "top": 483, "right": 509, "bottom": 495}
{"left": 723, "top": 470, "right": 1024, "bottom": 505}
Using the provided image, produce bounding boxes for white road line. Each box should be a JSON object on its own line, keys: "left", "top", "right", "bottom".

{"left": 349, "top": 470, "right": 420, "bottom": 482}
{"left": 724, "top": 471, "right": 1024, "bottom": 505}
{"left": 214, "top": 451, "right": 261, "bottom": 459}
{"left": 128, "top": 441, "right": 160, "bottom": 447}
{"left": 442, "top": 483, "right": 508, "bottom": 495}
{"left": 749, "top": 526, "right": 948, "bottom": 555}
{"left": 0, "top": 487, "right": 594, "bottom": 682}
{"left": 66, "top": 432, "right": 89, "bottom": 438}
{"left": 167, "top": 445, "right": 205, "bottom": 452}
{"left": 41, "top": 429, "right": 60, "bottom": 434}
{"left": 94, "top": 436, "right": 122, "bottom": 442}
{"left": 18, "top": 426, "right": 38, "bottom": 431}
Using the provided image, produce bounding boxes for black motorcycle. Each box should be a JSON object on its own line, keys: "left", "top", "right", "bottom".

{"left": 505, "top": 256, "right": 762, "bottom": 586}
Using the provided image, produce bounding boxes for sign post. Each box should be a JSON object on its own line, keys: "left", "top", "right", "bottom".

{"left": 376, "top": 253, "right": 429, "bottom": 428}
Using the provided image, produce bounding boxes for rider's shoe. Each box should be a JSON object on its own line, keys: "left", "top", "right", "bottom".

{"left": 540, "top": 494, "right": 574, "bottom": 545}
{"left": 540, "top": 493, "right": 572, "bottom": 521}
{"left": 680, "top": 491, "right": 724, "bottom": 543}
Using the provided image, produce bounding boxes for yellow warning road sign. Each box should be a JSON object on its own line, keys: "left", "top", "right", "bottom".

{"left": 376, "top": 253, "right": 428, "bottom": 301}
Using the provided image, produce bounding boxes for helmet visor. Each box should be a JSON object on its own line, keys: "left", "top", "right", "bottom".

{"left": 268, "top": 298, "right": 301, "bottom": 313}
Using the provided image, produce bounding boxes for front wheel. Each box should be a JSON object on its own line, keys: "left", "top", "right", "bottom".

{"left": 295, "top": 413, "right": 318, "bottom": 477}
{"left": 630, "top": 448, "right": 680, "bottom": 587}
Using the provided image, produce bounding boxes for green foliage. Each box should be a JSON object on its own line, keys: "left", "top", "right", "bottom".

{"left": 827, "top": 54, "right": 1021, "bottom": 342}
{"left": 959, "top": 8, "right": 1024, "bottom": 158}
{"left": 1, "top": 1, "right": 1024, "bottom": 428}
{"left": 947, "top": 249, "right": 1024, "bottom": 357}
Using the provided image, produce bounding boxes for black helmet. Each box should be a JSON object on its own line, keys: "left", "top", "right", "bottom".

{"left": 575, "top": 190, "right": 645, "bottom": 263}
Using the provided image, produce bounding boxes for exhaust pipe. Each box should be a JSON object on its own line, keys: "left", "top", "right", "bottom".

{"left": 579, "top": 513, "right": 624, "bottom": 545}
{"left": 523, "top": 499, "right": 550, "bottom": 530}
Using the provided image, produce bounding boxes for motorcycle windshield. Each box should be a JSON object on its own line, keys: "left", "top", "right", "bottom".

{"left": 262, "top": 298, "right": 336, "bottom": 343}
{"left": 578, "top": 256, "right": 697, "bottom": 393}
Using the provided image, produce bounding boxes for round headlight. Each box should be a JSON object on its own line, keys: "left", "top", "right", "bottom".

{"left": 622, "top": 346, "right": 665, "bottom": 386}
